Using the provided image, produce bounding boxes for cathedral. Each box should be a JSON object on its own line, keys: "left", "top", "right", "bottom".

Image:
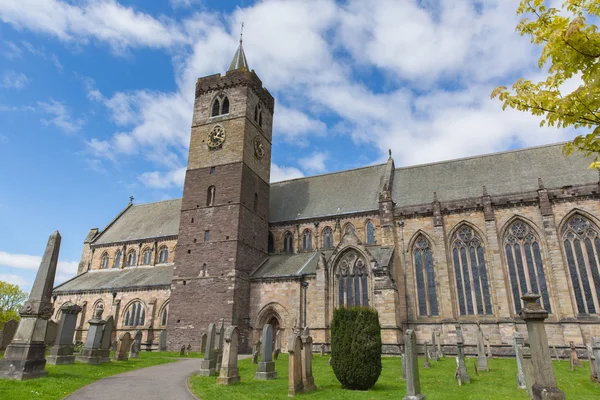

{"left": 53, "top": 42, "right": 600, "bottom": 356}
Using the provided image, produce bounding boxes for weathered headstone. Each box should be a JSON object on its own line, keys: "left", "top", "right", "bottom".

{"left": 187, "top": 343, "right": 192, "bottom": 356}
{"left": 301, "top": 327, "right": 316, "bottom": 392}
{"left": 134, "top": 330, "right": 142, "bottom": 349}
{"left": 569, "top": 341, "right": 581, "bottom": 370}
{"left": 288, "top": 332, "right": 304, "bottom": 396}
{"left": 159, "top": 330, "right": 167, "bottom": 351}
{"left": 200, "top": 332, "right": 207, "bottom": 353}
{"left": 320, "top": 344, "right": 325, "bottom": 356}
{"left": 255, "top": 324, "right": 277, "bottom": 380}
{"left": 592, "top": 337, "right": 600, "bottom": 382}
{"left": 455, "top": 324, "right": 470, "bottom": 384}
{"left": 215, "top": 318, "right": 225, "bottom": 372}
{"left": 485, "top": 335, "right": 492, "bottom": 359}
{"left": 179, "top": 345, "right": 185, "bottom": 356}
{"left": 217, "top": 326, "right": 240, "bottom": 385}
{"left": 476, "top": 323, "right": 488, "bottom": 371}
{"left": 0, "top": 232, "right": 61, "bottom": 380}
{"left": 521, "top": 347, "right": 535, "bottom": 399}
{"left": 47, "top": 302, "right": 82, "bottom": 365}
{"left": 513, "top": 332, "right": 526, "bottom": 389}
{"left": 198, "top": 323, "right": 217, "bottom": 376}
{"left": 423, "top": 342, "right": 430, "bottom": 369}
{"left": 98, "top": 316, "right": 114, "bottom": 363}
{"left": 0, "top": 319, "right": 18, "bottom": 351}
{"left": 430, "top": 332, "right": 438, "bottom": 361}
{"left": 520, "top": 292, "right": 565, "bottom": 400}
{"left": 129, "top": 338, "right": 140, "bottom": 358}
{"left": 45, "top": 320, "right": 58, "bottom": 345}
{"left": 401, "top": 352, "right": 407, "bottom": 380}
{"left": 435, "top": 331, "right": 442, "bottom": 358}
{"left": 252, "top": 351, "right": 259, "bottom": 364}
{"left": 76, "top": 304, "right": 106, "bottom": 364}
{"left": 114, "top": 332, "right": 133, "bottom": 361}
{"left": 255, "top": 339, "right": 262, "bottom": 358}
{"left": 403, "top": 329, "right": 425, "bottom": 400}
{"left": 586, "top": 343, "right": 597, "bottom": 381}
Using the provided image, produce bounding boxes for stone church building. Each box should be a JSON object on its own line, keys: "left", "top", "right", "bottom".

{"left": 53, "top": 43, "right": 600, "bottom": 356}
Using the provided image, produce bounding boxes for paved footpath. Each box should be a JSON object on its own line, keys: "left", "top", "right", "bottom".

{"left": 67, "top": 358, "right": 202, "bottom": 400}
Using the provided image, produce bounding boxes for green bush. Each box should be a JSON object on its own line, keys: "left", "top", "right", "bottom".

{"left": 331, "top": 307, "right": 382, "bottom": 390}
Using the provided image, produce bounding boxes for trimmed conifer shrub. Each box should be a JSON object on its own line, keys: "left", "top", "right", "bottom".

{"left": 331, "top": 307, "right": 382, "bottom": 390}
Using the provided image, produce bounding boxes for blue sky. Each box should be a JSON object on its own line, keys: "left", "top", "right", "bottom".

{"left": 0, "top": 0, "right": 578, "bottom": 291}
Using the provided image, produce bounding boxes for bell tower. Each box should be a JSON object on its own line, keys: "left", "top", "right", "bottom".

{"left": 168, "top": 40, "right": 274, "bottom": 352}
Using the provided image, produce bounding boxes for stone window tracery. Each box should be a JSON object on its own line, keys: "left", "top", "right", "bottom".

{"left": 322, "top": 227, "right": 334, "bottom": 249}
{"left": 126, "top": 250, "right": 137, "bottom": 267}
{"left": 123, "top": 301, "right": 146, "bottom": 327}
{"left": 114, "top": 250, "right": 122, "bottom": 268}
{"left": 563, "top": 214, "right": 600, "bottom": 315}
{"left": 142, "top": 248, "right": 152, "bottom": 265}
{"left": 335, "top": 250, "right": 369, "bottom": 307}
{"left": 211, "top": 93, "right": 229, "bottom": 117}
{"left": 158, "top": 246, "right": 169, "bottom": 264}
{"left": 366, "top": 221, "right": 375, "bottom": 244}
{"left": 413, "top": 235, "right": 438, "bottom": 316}
{"left": 100, "top": 252, "right": 109, "bottom": 269}
{"left": 283, "top": 231, "right": 294, "bottom": 253}
{"left": 451, "top": 225, "right": 493, "bottom": 316}
{"left": 302, "top": 229, "right": 313, "bottom": 251}
{"left": 504, "top": 220, "right": 551, "bottom": 314}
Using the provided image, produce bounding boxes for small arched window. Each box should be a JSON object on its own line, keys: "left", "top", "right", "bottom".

{"left": 207, "top": 185, "right": 216, "bottom": 207}
{"left": 268, "top": 232, "right": 275, "bottom": 254}
{"left": 142, "top": 248, "right": 152, "bottom": 265}
{"left": 202, "top": 263, "right": 207, "bottom": 277}
{"left": 158, "top": 246, "right": 169, "bottom": 264}
{"left": 322, "top": 227, "right": 334, "bottom": 249}
{"left": 127, "top": 250, "right": 137, "bottom": 267}
{"left": 258, "top": 111, "right": 263, "bottom": 127}
{"left": 123, "top": 301, "right": 146, "bottom": 327}
{"left": 366, "top": 221, "right": 375, "bottom": 244}
{"left": 255, "top": 104, "right": 263, "bottom": 127}
{"left": 212, "top": 98, "right": 220, "bottom": 116}
{"left": 302, "top": 229, "right": 313, "bottom": 251}
{"left": 344, "top": 223, "right": 355, "bottom": 235}
{"left": 211, "top": 93, "right": 230, "bottom": 117}
{"left": 100, "top": 253, "right": 109, "bottom": 269}
{"left": 114, "top": 250, "right": 122, "bottom": 268}
{"left": 413, "top": 235, "right": 438, "bottom": 316}
{"left": 283, "top": 232, "right": 294, "bottom": 253}
{"left": 160, "top": 302, "right": 169, "bottom": 326}
{"left": 221, "top": 97, "right": 229, "bottom": 114}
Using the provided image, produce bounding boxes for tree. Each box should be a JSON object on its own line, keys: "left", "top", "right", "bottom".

{"left": 0, "top": 281, "right": 28, "bottom": 328}
{"left": 492, "top": 0, "right": 600, "bottom": 167}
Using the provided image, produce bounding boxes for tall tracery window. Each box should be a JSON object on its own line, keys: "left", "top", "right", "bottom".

{"left": 344, "top": 223, "right": 355, "bottom": 235}
{"left": 283, "top": 232, "right": 294, "bottom": 253}
{"left": 207, "top": 185, "right": 216, "bottom": 207}
{"left": 100, "top": 253, "right": 109, "bottom": 269}
{"left": 142, "top": 248, "right": 152, "bottom": 265}
{"left": 336, "top": 250, "right": 369, "bottom": 307}
{"left": 563, "top": 214, "right": 600, "bottom": 315}
{"left": 452, "top": 226, "right": 493, "bottom": 316}
{"left": 123, "top": 301, "right": 146, "bottom": 327}
{"left": 211, "top": 93, "right": 229, "bottom": 117}
{"left": 504, "top": 220, "right": 552, "bottom": 314}
{"left": 114, "top": 250, "right": 122, "bottom": 268}
{"left": 302, "top": 229, "right": 313, "bottom": 251}
{"left": 158, "top": 246, "right": 169, "bottom": 263}
{"left": 366, "top": 221, "right": 375, "bottom": 244}
{"left": 413, "top": 235, "right": 438, "bottom": 316}
{"left": 268, "top": 232, "right": 275, "bottom": 253}
{"left": 127, "top": 250, "right": 137, "bottom": 267}
{"left": 322, "top": 227, "right": 334, "bottom": 249}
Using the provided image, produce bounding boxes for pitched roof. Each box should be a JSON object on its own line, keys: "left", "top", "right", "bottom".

{"left": 228, "top": 41, "right": 249, "bottom": 72}
{"left": 392, "top": 143, "right": 597, "bottom": 206}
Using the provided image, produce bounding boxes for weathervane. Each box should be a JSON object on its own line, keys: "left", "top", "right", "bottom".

{"left": 240, "top": 22, "right": 244, "bottom": 44}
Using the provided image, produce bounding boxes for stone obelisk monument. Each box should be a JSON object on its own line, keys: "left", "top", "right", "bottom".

{"left": 0, "top": 231, "right": 61, "bottom": 380}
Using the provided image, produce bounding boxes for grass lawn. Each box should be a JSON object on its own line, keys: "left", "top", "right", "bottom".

{"left": 0, "top": 351, "right": 202, "bottom": 400}
{"left": 189, "top": 354, "right": 600, "bottom": 399}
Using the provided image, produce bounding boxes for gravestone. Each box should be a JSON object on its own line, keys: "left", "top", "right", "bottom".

{"left": 99, "top": 316, "right": 114, "bottom": 363}
{"left": 430, "top": 332, "right": 438, "bottom": 361}
{"left": 217, "top": 326, "right": 240, "bottom": 385}
{"left": 301, "top": 327, "right": 316, "bottom": 392}
{"left": 252, "top": 351, "right": 259, "bottom": 364}
{"left": 513, "top": 332, "right": 526, "bottom": 389}
{"left": 179, "top": 345, "right": 185, "bottom": 356}
{"left": 255, "top": 324, "right": 277, "bottom": 380}
{"left": 45, "top": 320, "right": 58, "bottom": 345}
{"left": 0, "top": 319, "right": 18, "bottom": 351}
{"left": 255, "top": 339, "right": 262, "bottom": 358}
{"left": 586, "top": 343, "right": 597, "bottom": 381}
{"left": 76, "top": 304, "right": 106, "bottom": 364}
{"left": 288, "top": 332, "right": 304, "bottom": 396}
{"left": 485, "top": 335, "right": 492, "bottom": 358}
{"left": 455, "top": 324, "right": 470, "bottom": 384}
{"left": 476, "top": 323, "right": 488, "bottom": 371}
{"left": 47, "top": 302, "right": 82, "bottom": 365}
{"left": 275, "top": 329, "right": 282, "bottom": 351}
{"left": 401, "top": 353, "right": 407, "bottom": 380}
{"left": 274, "top": 348, "right": 280, "bottom": 360}
{"left": 215, "top": 318, "right": 225, "bottom": 372}
{"left": 521, "top": 347, "right": 535, "bottom": 399}
{"left": 187, "top": 344, "right": 192, "bottom": 356}
{"left": 114, "top": 332, "right": 133, "bottom": 361}
{"left": 423, "top": 342, "right": 430, "bottom": 368}
{"left": 435, "top": 331, "right": 442, "bottom": 358}
{"left": 320, "top": 344, "right": 325, "bottom": 356}
{"left": 403, "top": 329, "right": 425, "bottom": 400}
{"left": 129, "top": 338, "right": 140, "bottom": 358}
{"left": 134, "top": 330, "right": 142, "bottom": 347}
{"left": 159, "top": 330, "right": 167, "bottom": 351}
{"left": 592, "top": 337, "right": 600, "bottom": 383}
{"left": 569, "top": 341, "right": 581, "bottom": 370}
{"left": 200, "top": 332, "right": 207, "bottom": 353}
{"left": 198, "top": 323, "right": 217, "bottom": 376}
{"left": 520, "top": 293, "right": 565, "bottom": 400}
{"left": 0, "top": 232, "right": 60, "bottom": 380}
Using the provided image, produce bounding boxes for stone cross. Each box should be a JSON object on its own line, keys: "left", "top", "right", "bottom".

{"left": 430, "top": 332, "right": 438, "bottom": 361}
{"left": 200, "top": 332, "right": 207, "bottom": 353}
{"left": 513, "top": 332, "right": 526, "bottom": 389}
{"left": 198, "top": 323, "right": 217, "bottom": 376}
{"left": 0, "top": 232, "right": 61, "bottom": 380}
{"left": 476, "top": 323, "right": 488, "bottom": 371}
{"left": 159, "top": 330, "right": 167, "bottom": 351}
{"left": 586, "top": 343, "right": 597, "bottom": 381}
{"left": 99, "top": 316, "right": 115, "bottom": 363}
{"left": 569, "top": 341, "right": 581, "bottom": 370}
{"left": 403, "top": 329, "right": 425, "bottom": 400}
{"left": 435, "top": 331, "right": 442, "bottom": 358}
{"left": 47, "top": 302, "right": 82, "bottom": 365}
{"left": 217, "top": 326, "right": 240, "bottom": 385}
{"left": 76, "top": 304, "right": 106, "bottom": 364}
{"left": 592, "top": 337, "right": 600, "bottom": 383}
{"left": 301, "top": 327, "right": 316, "bottom": 392}
{"left": 0, "top": 319, "right": 18, "bottom": 351}
{"left": 519, "top": 292, "right": 565, "bottom": 400}
{"left": 423, "top": 342, "right": 430, "bottom": 368}
{"left": 288, "top": 332, "right": 304, "bottom": 396}
{"left": 114, "top": 332, "right": 133, "bottom": 361}
{"left": 485, "top": 335, "right": 492, "bottom": 359}
{"left": 215, "top": 318, "right": 225, "bottom": 372}
{"left": 255, "top": 324, "right": 277, "bottom": 380}
{"left": 129, "top": 338, "right": 140, "bottom": 358}
{"left": 455, "top": 324, "right": 470, "bottom": 384}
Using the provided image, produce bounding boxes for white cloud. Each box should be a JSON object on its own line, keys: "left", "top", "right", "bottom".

{"left": 38, "top": 99, "right": 85, "bottom": 133}
{"left": 271, "top": 163, "right": 304, "bottom": 183}
{"left": 0, "top": 251, "right": 79, "bottom": 277}
{"left": 138, "top": 167, "right": 186, "bottom": 189}
{"left": 1, "top": 71, "right": 29, "bottom": 89}
{"left": 0, "top": 273, "right": 29, "bottom": 290}
{"left": 299, "top": 151, "right": 329, "bottom": 174}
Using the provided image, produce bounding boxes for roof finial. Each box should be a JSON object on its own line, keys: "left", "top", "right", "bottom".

{"left": 129, "top": 196, "right": 134, "bottom": 204}
{"left": 240, "top": 21, "right": 244, "bottom": 44}
{"left": 228, "top": 23, "right": 249, "bottom": 72}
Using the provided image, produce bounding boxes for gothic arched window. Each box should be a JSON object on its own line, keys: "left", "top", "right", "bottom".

{"left": 158, "top": 246, "right": 169, "bottom": 264}
{"left": 322, "top": 227, "right": 334, "bottom": 249}
{"left": 123, "top": 301, "right": 146, "bottom": 327}
{"left": 268, "top": 232, "right": 275, "bottom": 254}
{"left": 142, "top": 248, "right": 152, "bottom": 265}
{"left": 211, "top": 93, "right": 230, "bottom": 117}
{"left": 221, "top": 96, "right": 229, "bottom": 114}
{"left": 413, "top": 235, "right": 438, "bottom": 316}
{"left": 366, "top": 221, "right": 375, "bottom": 244}
{"left": 126, "top": 250, "right": 137, "bottom": 267}
{"left": 100, "top": 252, "right": 109, "bottom": 269}
{"left": 336, "top": 250, "right": 369, "bottom": 307}
{"left": 114, "top": 250, "right": 122, "bottom": 268}
{"left": 283, "top": 232, "right": 294, "bottom": 253}
{"left": 504, "top": 220, "right": 552, "bottom": 314}
{"left": 160, "top": 302, "right": 169, "bottom": 326}
{"left": 207, "top": 185, "right": 216, "bottom": 207}
{"left": 344, "top": 223, "right": 355, "bottom": 235}
{"left": 563, "top": 214, "right": 600, "bottom": 315}
{"left": 302, "top": 229, "right": 313, "bottom": 251}
{"left": 451, "top": 226, "right": 493, "bottom": 316}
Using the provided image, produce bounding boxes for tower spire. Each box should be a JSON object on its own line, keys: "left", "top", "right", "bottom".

{"left": 228, "top": 22, "right": 249, "bottom": 72}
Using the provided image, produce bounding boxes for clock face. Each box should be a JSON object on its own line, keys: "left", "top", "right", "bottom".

{"left": 207, "top": 125, "right": 226, "bottom": 149}
{"left": 254, "top": 135, "right": 265, "bottom": 159}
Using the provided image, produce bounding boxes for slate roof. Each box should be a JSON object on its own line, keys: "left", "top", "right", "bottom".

{"left": 53, "top": 265, "right": 173, "bottom": 293}
{"left": 392, "top": 143, "right": 597, "bottom": 206}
